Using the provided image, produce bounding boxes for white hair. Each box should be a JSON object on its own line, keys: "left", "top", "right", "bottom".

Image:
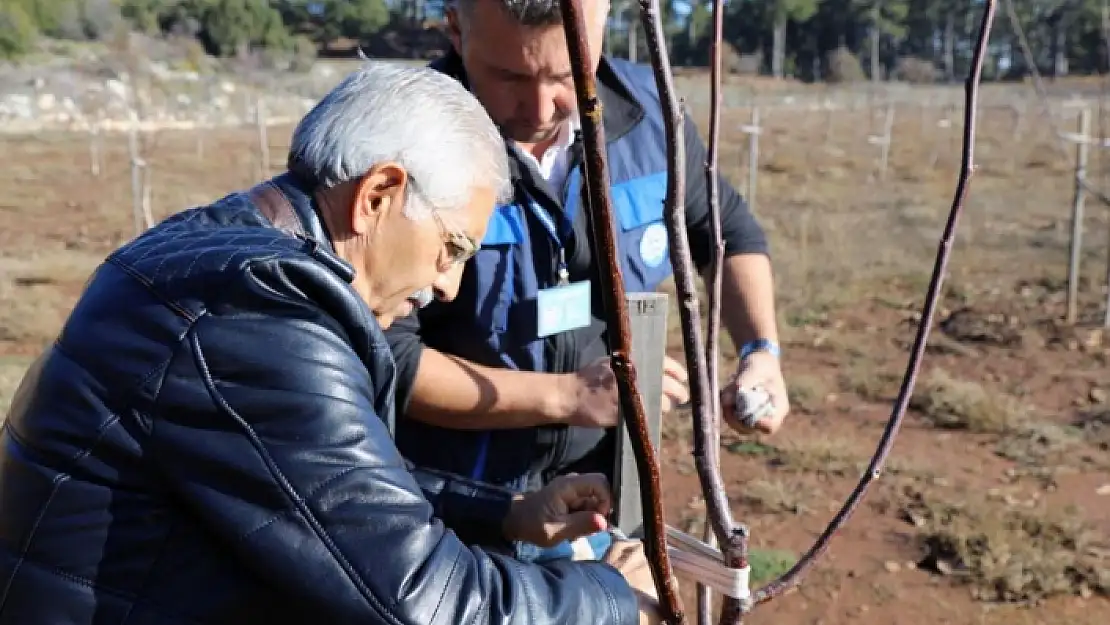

{"left": 287, "top": 61, "right": 512, "bottom": 219}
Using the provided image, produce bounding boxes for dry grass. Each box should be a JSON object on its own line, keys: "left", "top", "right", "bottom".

{"left": 908, "top": 370, "right": 1107, "bottom": 470}
{"left": 909, "top": 368, "right": 1028, "bottom": 433}
{"left": 994, "top": 421, "right": 1087, "bottom": 467}
{"left": 733, "top": 477, "right": 818, "bottom": 515}
{"left": 837, "top": 359, "right": 901, "bottom": 403}
{"left": 661, "top": 405, "right": 694, "bottom": 443}
{"left": 773, "top": 436, "right": 868, "bottom": 477}
{"left": 0, "top": 356, "right": 30, "bottom": 414}
{"left": 0, "top": 251, "right": 103, "bottom": 350}
{"left": 726, "top": 436, "right": 867, "bottom": 478}
{"left": 901, "top": 485, "right": 1110, "bottom": 603}
{"left": 785, "top": 373, "right": 830, "bottom": 414}
{"left": 1077, "top": 405, "right": 1110, "bottom": 452}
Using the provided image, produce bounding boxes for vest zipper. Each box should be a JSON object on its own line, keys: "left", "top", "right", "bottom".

{"left": 554, "top": 131, "right": 585, "bottom": 375}
{"left": 544, "top": 131, "right": 586, "bottom": 480}
{"left": 562, "top": 130, "right": 584, "bottom": 216}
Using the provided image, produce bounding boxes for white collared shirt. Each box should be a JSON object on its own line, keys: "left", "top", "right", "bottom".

{"left": 516, "top": 115, "right": 582, "bottom": 196}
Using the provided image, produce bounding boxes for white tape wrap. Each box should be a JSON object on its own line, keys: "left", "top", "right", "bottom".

{"left": 736, "top": 386, "right": 773, "bottom": 428}
{"left": 664, "top": 525, "right": 751, "bottom": 600}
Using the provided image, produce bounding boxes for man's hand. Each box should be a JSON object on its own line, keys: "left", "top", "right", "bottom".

{"left": 560, "top": 358, "right": 620, "bottom": 428}
{"left": 501, "top": 473, "right": 611, "bottom": 547}
{"left": 660, "top": 356, "right": 690, "bottom": 414}
{"left": 560, "top": 356, "right": 690, "bottom": 428}
{"left": 722, "top": 350, "right": 789, "bottom": 435}
{"left": 603, "top": 540, "right": 665, "bottom": 625}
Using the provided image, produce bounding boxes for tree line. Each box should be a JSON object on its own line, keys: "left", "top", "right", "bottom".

{"left": 0, "top": 0, "right": 1106, "bottom": 82}
{"left": 666, "top": 0, "right": 1110, "bottom": 82}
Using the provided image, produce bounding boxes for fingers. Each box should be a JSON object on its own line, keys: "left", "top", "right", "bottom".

{"left": 723, "top": 385, "right": 788, "bottom": 435}
{"left": 603, "top": 538, "right": 645, "bottom": 568}
{"left": 546, "top": 510, "right": 608, "bottom": 545}
{"left": 661, "top": 395, "right": 677, "bottom": 414}
{"left": 661, "top": 356, "right": 690, "bottom": 413}
{"left": 514, "top": 473, "right": 613, "bottom": 547}
{"left": 553, "top": 472, "right": 613, "bottom": 517}
{"left": 721, "top": 384, "right": 773, "bottom": 433}
{"left": 604, "top": 540, "right": 658, "bottom": 603}
{"left": 736, "top": 363, "right": 789, "bottom": 434}
{"left": 661, "top": 372, "right": 690, "bottom": 411}
{"left": 662, "top": 356, "right": 688, "bottom": 384}
{"left": 754, "top": 413, "right": 784, "bottom": 434}
{"left": 722, "top": 350, "right": 793, "bottom": 435}
{"left": 718, "top": 373, "right": 737, "bottom": 410}
{"left": 753, "top": 393, "right": 789, "bottom": 434}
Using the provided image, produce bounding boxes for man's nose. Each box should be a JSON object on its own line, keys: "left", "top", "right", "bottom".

{"left": 520, "top": 83, "right": 559, "bottom": 124}
{"left": 433, "top": 264, "right": 466, "bottom": 303}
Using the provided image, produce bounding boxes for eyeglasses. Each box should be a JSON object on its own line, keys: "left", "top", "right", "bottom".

{"left": 431, "top": 209, "right": 478, "bottom": 266}
{"left": 407, "top": 176, "right": 479, "bottom": 267}
{"left": 406, "top": 177, "right": 479, "bottom": 266}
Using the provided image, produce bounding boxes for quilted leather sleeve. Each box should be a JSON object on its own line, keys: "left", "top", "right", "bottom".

{"left": 406, "top": 461, "right": 517, "bottom": 548}
{"left": 147, "top": 257, "right": 640, "bottom": 625}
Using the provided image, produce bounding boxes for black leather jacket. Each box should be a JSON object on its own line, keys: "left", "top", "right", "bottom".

{"left": 0, "top": 174, "right": 639, "bottom": 625}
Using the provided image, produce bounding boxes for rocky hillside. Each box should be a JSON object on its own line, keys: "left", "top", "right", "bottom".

{"left": 0, "top": 36, "right": 405, "bottom": 135}
{"left": 0, "top": 35, "right": 1093, "bottom": 138}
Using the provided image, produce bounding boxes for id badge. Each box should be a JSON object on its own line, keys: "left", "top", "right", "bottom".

{"left": 536, "top": 280, "right": 592, "bottom": 338}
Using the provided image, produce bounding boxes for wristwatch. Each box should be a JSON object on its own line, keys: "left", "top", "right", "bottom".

{"left": 739, "top": 338, "right": 780, "bottom": 361}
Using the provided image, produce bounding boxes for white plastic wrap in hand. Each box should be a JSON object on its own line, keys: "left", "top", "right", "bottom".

{"left": 736, "top": 385, "right": 773, "bottom": 428}
{"left": 665, "top": 525, "right": 751, "bottom": 600}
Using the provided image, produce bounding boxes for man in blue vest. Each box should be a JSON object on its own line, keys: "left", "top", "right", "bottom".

{"left": 385, "top": 0, "right": 789, "bottom": 532}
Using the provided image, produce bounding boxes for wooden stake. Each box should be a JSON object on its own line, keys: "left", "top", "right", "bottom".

{"left": 256, "top": 96, "right": 270, "bottom": 177}
{"left": 89, "top": 120, "right": 101, "bottom": 177}
{"left": 127, "top": 109, "right": 145, "bottom": 236}
{"left": 1066, "top": 107, "right": 1091, "bottom": 324}
{"left": 739, "top": 108, "right": 761, "bottom": 214}
{"left": 867, "top": 101, "right": 895, "bottom": 181}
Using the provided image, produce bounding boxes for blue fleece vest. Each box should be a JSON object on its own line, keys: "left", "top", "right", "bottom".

{"left": 474, "top": 61, "right": 669, "bottom": 372}
{"left": 464, "top": 60, "right": 672, "bottom": 483}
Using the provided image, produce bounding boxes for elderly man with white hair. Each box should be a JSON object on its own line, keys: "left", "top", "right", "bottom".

{"left": 0, "top": 62, "right": 662, "bottom": 625}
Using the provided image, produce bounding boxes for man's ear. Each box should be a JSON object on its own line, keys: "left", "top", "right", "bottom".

{"left": 590, "top": 0, "right": 610, "bottom": 63}
{"left": 445, "top": 8, "right": 463, "bottom": 51}
{"left": 593, "top": 0, "right": 611, "bottom": 26}
{"left": 351, "top": 163, "right": 408, "bottom": 236}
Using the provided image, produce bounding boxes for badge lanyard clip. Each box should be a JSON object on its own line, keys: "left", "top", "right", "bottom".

{"left": 528, "top": 198, "right": 573, "bottom": 288}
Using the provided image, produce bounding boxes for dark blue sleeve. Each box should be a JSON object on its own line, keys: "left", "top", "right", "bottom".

{"left": 681, "top": 112, "right": 770, "bottom": 270}
{"left": 382, "top": 309, "right": 424, "bottom": 416}
{"left": 151, "top": 297, "right": 639, "bottom": 625}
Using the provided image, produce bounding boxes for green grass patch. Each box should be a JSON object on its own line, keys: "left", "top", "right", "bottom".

{"left": 749, "top": 548, "right": 798, "bottom": 585}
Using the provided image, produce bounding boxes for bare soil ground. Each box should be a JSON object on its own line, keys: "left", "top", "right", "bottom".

{"left": 2, "top": 82, "right": 1109, "bottom": 624}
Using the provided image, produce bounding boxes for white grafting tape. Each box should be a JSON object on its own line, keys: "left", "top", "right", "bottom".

{"left": 736, "top": 386, "right": 773, "bottom": 428}
{"left": 664, "top": 525, "right": 751, "bottom": 600}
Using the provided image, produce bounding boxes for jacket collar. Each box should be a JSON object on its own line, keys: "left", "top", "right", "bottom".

{"left": 430, "top": 49, "right": 645, "bottom": 145}
{"left": 262, "top": 171, "right": 356, "bottom": 283}
{"left": 267, "top": 171, "right": 337, "bottom": 246}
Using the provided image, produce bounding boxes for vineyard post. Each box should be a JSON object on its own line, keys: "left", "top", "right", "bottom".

{"left": 1066, "top": 107, "right": 1092, "bottom": 324}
